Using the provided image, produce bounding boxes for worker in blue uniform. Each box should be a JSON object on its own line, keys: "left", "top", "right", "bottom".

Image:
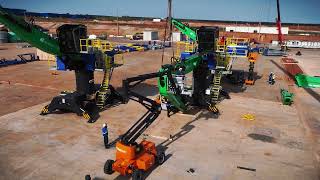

{"left": 268, "top": 72, "right": 276, "bottom": 85}
{"left": 102, "top": 123, "right": 108, "bottom": 148}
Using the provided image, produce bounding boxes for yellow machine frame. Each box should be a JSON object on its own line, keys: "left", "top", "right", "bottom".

{"left": 80, "top": 39, "right": 114, "bottom": 53}
{"left": 216, "top": 37, "right": 250, "bottom": 54}
{"left": 175, "top": 41, "right": 196, "bottom": 58}
{"left": 226, "top": 37, "right": 249, "bottom": 46}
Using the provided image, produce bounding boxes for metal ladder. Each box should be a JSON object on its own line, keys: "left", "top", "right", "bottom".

{"left": 96, "top": 55, "right": 112, "bottom": 109}
{"left": 211, "top": 72, "right": 222, "bottom": 102}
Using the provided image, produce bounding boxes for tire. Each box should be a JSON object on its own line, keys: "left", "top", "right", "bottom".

{"left": 156, "top": 152, "right": 165, "bottom": 165}
{"left": 84, "top": 175, "right": 91, "bottom": 180}
{"left": 104, "top": 160, "right": 114, "bottom": 174}
{"left": 132, "top": 169, "right": 143, "bottom": 180}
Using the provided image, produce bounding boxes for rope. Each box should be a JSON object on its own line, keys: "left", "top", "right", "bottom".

{"left": 161, "top": 18, "right": 168, "bottom": 66}
{"left": 161, "top": 0, "right": 175, "bottom": 66}
{"left": 168, "top": 0, "right": 175, "bottom": 63}
{"left": 170, "top": 27, "right": 175, "bottom": 62}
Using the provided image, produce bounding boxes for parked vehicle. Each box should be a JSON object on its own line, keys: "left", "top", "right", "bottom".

{"left": 131, "top": 32, "right": 143, "bottom": 40}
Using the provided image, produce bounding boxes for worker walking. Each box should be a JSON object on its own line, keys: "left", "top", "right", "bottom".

{"left": 268, "top": 72, "right": 276, "bottom": 85}
{"left": 102, "top": 123, "right": 109, "bottom": 149}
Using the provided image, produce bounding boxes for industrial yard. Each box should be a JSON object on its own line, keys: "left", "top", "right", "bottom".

{"left": 1, "top": 44, "right": 320, "bottom": 179}
{"left": 1, "top": 1, "right": 320, "bottom": 180}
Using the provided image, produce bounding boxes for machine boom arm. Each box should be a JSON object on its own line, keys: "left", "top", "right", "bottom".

{"left": 0, "top": 6, "right": 61, "bottom": 55}
{"left": 171, "top": 18, "right": 197, "bottom": 41}
{"left": 121, "top": 73, "right": 162, "bottom": 145}
{"left": 157, "top": 55, "right": 202, "bottom": 112}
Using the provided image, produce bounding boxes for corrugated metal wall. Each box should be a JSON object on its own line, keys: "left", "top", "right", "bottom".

{"left": 0, "top": 31, "right": 8, "bottom": 43}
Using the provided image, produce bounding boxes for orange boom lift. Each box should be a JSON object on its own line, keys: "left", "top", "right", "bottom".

{"left": 245, "top": 52, "right": 259, "bottom": 85}
{"left": 104, "top": 72, "right": 166, "bottom": 180}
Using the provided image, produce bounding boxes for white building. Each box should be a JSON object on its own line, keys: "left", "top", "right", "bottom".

{"left": 171, "top": 32, "right": 182, "bottom": 42}
{"left": 88, "top": 34, "right": 97, "bottom": 39}
{"left": 143, "top": 31, "right": 159, "bottom": 41}
{"left": 226, "top": 26, "right": 289, "bottom": 35}
{"left": 152, "top": 19, "right": 161, "bottom": 22}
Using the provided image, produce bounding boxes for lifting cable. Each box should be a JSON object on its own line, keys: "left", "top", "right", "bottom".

{"left": 160, "top": 18, "right": 168, "bottom": 66}
{"left": 161, "top": 0, "right": 175, "bottom": 66}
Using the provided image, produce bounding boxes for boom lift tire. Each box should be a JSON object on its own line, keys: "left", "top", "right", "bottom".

{"left": 104, "top": 160, "right": 115, "bottom": 174}
{"left": 156, "top": 151, "right": 166, "bottom": 165}
{"left": 132, "top": 169, "right": 143, "bottom": 180}
{"left": 84, "top": 174, "right": 91, "bottom": 180}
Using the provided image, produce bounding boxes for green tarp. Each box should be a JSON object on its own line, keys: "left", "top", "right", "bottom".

{"left": 295, "top": 74, "right": 320, "bottom": 88}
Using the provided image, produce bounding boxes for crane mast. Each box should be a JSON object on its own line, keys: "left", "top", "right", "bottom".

{"left": 276, "top": 0, "right": 284, "bottom": 46}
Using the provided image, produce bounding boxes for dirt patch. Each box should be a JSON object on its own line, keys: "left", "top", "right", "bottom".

{"left": 282, "top": 140, "right": 304, "bottom": 150}
{"left": 248, "top": 133, "right": 276, "bottom": 143}
{"left": 307, "top": 117, "right": 320, "bottom": 134}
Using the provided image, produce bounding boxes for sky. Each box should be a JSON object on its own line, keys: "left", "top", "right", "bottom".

{"left": 1, "top": 0, "right": 320, "bottom": 24}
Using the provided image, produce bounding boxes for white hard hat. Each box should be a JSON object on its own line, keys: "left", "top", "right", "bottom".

{"left": 102, "top": 123, "right": 107, "bottom": 127}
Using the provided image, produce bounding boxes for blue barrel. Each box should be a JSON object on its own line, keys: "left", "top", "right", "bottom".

{"left": 117, "top": 45, "right": 128, "bottom": 51}
{"left": 128, "top": 47, "right": 136, "bottom": 52}
{"left": 56, "top": 56, "right": 66, "bottom": 70}
{"left": 180, "top": 52, "right": 192, "bottom": 61}
{"left": 227, "top": 46, "right": 249, "bottom": 56}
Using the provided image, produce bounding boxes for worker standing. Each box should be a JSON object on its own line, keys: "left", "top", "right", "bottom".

{"left": 102, "top": 123, "right": 109, "bottom": 148}
{"left": 272, "top": 73, "right": 276, "bottom": 84}
{"left": 268, "top": 72, "right": 276, "bottom": 85}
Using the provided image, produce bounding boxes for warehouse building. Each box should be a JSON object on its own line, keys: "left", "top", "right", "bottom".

{"left": 226, "top": 26, "right": 289, "bottom": 34}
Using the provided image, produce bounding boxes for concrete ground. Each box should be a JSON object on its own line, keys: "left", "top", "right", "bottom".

{"left": 0, "top": 45, "right": 319, "bottom": 180}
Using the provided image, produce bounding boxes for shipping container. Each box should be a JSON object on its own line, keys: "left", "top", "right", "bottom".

{"left": 0, "top": 31, "right": 8, "bottom": 43}
{"left": 171, "top": 32, "right": 182, "bottom": 42}
{"left": 143, "top": 31, "right": 159, "bottom": 41}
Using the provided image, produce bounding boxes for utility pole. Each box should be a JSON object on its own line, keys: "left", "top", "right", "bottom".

{"left": 117, "top": 8, "right": 119, "bottom": 37}
{"left": 167, "top": 0, "right": 172, "bottom": 43}
{"left": 168, "top": 0, "right": 172, "bottom": 35}
{"left": 276, "top": 0, "right": 283, "bottom": 46}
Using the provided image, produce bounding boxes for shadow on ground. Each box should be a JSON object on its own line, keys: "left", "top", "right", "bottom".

{"left": 115, "top": 82, "right": 159, "bottom": 98}
{"left": 143, "top": 110, "right": 214, "bottom": 179}
{"left": 222, "top": 69, "right": 263, "bottom": 94}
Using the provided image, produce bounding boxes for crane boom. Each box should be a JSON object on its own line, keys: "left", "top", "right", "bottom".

{"left": 0, "top": 6, "right": 61, "bottom": 55}
{"left": 276, "top": 0, "right": 283, "bottom": 45}
{"left": 171, "top": 18, "right": 197, "bottom": 41}
{"left": 158, "top": 55, "right": 202, "bottom": 111}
